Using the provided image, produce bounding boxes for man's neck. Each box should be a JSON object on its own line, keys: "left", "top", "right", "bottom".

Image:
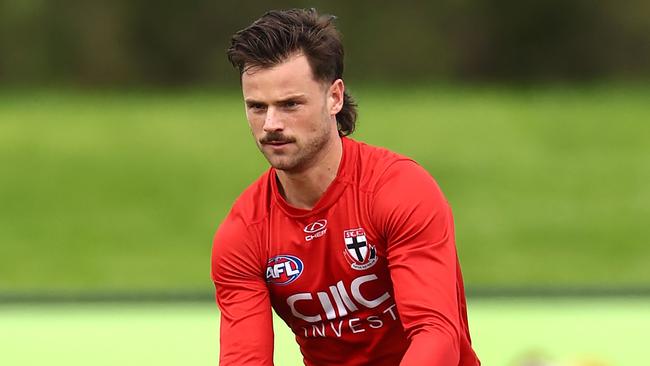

{"left": 276, "top": 137, "right": 343, "bottom": 210}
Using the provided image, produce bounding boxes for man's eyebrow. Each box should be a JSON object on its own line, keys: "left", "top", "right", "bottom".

{"left": 276, "top": 94, "right": 307, "bottom": 102}
{"left": 245, "top": 94, "right": 307, "bottom": 105}
{"left": 244, "top": 98, "right": 264, "bottom": 105}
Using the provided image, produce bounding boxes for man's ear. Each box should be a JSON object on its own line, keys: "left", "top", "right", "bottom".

{"left": 328, "top": 79, "right": 345, "bottom": 116}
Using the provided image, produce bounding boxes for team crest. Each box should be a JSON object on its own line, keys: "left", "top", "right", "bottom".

{"left": 343, "top": 228, "right": 378, "bottom": 270}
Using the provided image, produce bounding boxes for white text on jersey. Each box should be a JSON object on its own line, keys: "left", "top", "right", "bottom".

{"left": 286, "top": 274, "right": 390, "bottom": 323}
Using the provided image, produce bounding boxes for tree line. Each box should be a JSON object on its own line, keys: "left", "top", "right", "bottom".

{"left": 1, "top": 0, "right": 648, "bottom": 86}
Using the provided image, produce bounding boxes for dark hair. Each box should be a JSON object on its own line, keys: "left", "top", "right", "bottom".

{"left": 227, "top": 8, "right": 357, "bottom": 136}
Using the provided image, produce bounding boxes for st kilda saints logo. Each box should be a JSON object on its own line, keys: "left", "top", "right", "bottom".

{"left": 343, "top": 228, "right": 378, "bottom": 270}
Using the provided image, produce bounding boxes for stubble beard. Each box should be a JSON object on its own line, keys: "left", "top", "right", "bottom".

{"left": 261, "top": 121, "right": 332, "bottom": 173}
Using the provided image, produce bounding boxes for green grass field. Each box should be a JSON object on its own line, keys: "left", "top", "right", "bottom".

{"left": 1, "top": 86, "right": 648, "bottom": 291}
{"left": 2, "top": 299, "right": 649, "bottom": 365}
{"left": 1, "top": 86, "right": 649, "bottom": 365}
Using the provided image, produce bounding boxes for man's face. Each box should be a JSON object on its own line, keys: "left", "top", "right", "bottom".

{"left": 241, "top": 53, "right": 342, "bottom": 173}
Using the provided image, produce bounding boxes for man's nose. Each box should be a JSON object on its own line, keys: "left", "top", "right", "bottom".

{"left": 263, "top": 107, "right": 284, "bottom": 132}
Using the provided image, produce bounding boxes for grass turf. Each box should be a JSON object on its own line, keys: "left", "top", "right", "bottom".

{"left": 0, "top": 86, "right": 649, "bottom": 291}
{"left": 1, "top": 299, "right": 648, "bottom": 365}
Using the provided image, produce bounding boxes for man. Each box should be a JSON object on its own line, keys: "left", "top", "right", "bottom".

{"left": 212, "top": 8, "right": 480, "bottom": 366}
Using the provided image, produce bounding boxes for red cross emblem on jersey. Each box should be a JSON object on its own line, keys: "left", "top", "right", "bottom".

{"left": 343, "top": 228, "right": 378, "bottom": 270}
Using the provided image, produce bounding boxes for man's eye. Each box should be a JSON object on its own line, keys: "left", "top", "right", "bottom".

{"left": 283, "top": 101, "right": 299, "bottom": 108}
{"left": 249, "top": 104, "right": 266, "bottom": 111}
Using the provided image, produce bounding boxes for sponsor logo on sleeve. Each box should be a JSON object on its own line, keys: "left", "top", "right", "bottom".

{"left": 304, "top": 219, "right": 327, "bottom": 241}
{"left": 266, "top": 255, "right": 304, "bottom": 285}
{"left": 343, "top": 228, "right": 378, "bottom": 270}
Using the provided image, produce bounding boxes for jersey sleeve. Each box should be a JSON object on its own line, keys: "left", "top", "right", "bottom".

{"left": 371, "top": 160, "right": 461, "bottom": 365}
{"left": 211, "top": 211, "right": 274, "bottom": 366}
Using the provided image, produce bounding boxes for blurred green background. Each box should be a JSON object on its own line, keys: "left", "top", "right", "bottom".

{"left": 1, "top": 1, "right": 649, "bottom": 365}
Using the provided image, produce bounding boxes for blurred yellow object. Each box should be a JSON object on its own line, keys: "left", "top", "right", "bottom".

{"left": 511, "top": 350, "right": 558, "bottom": 366}
{"left": 512, "top": 351, "right": 611, "bottom": 366}
{"left": 567, "top": 358, "right": 610, "bottom": 366}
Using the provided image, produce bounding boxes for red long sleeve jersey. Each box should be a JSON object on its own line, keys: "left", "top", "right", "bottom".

{"left": 212, "top": 137, "right": 480, "bottom": 366}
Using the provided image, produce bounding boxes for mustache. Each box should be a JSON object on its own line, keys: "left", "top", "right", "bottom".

{"left": 260, "top": 132, "right": 295, "bottom": 144}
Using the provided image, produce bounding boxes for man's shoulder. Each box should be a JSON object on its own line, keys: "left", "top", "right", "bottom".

{"left": 348, "top": 138, "right": 417, "bottom": 190}
{"left": 212, "top": 171, "right": 272, "bottom": 280}
{"left": 222, "top": 169, "right": 274, "bottom": 231}
{"left": 351, "top": 138, "right": 408, "bottom": 161}
{"left": 346, "top": 138, "right": 444, "bottom": 206}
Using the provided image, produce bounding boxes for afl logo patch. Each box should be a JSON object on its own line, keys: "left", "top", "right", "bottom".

{"left": 266, "top": 255, "right": 304, "bottom": 285}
